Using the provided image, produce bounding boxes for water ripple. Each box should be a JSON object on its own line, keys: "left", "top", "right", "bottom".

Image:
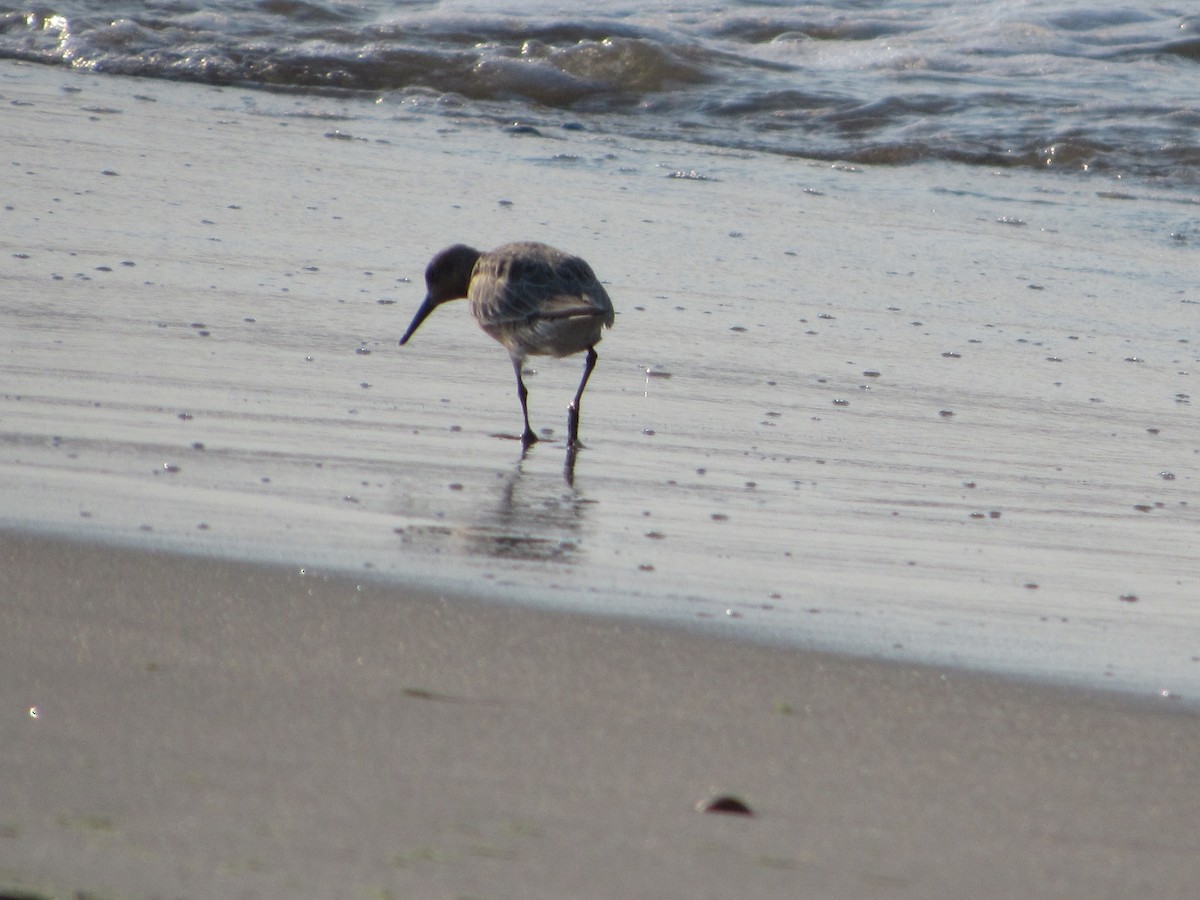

{"left": 1, "top": 1, "right": 1198, "bottom": 182}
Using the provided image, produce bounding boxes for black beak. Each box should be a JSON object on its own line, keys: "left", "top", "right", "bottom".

{"left": 399, "top": 294, "right": 437, "bottom": 346}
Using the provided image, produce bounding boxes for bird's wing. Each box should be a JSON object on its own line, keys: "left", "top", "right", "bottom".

{"left": 472, "top": 253, "right": 614, "bottom": 328}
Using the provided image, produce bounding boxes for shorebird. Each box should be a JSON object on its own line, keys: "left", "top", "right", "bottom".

{"left": 400, "top": 242, "right": 615, "bottom": 448}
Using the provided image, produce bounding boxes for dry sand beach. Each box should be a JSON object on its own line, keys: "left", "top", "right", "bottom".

{"left": 2, "top": 57, "right": 1200, "bottom": 898}
{"left": 5, "top": 530, "right": 1200, "bottom": 900}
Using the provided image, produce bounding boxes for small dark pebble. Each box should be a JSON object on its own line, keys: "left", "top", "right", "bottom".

{"left": 698, "top": 794, "right": 754, "bottom": 816}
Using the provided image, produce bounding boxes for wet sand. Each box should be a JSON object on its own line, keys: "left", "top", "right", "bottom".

{"left": 4, "top": 58, "right": 1197, "bottom": 698}
{"left": 3, "top": 59, "right": 1200, "bottom": 896}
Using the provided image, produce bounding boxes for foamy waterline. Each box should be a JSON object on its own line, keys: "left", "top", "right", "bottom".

{"left": 2, "top": 1, "right": 1199, "bottom": 183}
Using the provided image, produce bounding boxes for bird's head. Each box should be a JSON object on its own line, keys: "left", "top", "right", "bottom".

{"left": 399, "top": 244, "right": 482, "bottom": 345}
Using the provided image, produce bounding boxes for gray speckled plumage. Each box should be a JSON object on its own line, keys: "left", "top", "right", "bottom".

{"left": 400, "top": 242, "right": 615, "bottom": 447}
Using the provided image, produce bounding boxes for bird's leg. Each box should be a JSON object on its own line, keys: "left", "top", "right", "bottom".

{"left": 512, "top": 356, "right": 538, "bottom": 446}
{"left": 567, "top": 346, "right": 598, "bottom": 448}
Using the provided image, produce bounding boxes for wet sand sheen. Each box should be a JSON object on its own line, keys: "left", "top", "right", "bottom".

{"left": 1, "top": 58, "right": 1200, "bottom": 894}
{"left": 3, "top": 59, "right": 1196, "bottom": 702}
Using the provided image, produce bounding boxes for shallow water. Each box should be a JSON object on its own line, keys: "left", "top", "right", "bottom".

{"left": 2, "top": 61, "right": 1197, "bottom": 705}
{"left": 2, "top": 0, "right": 1199, "bottom": 182}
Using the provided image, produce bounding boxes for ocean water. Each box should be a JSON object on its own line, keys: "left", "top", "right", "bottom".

{"left": 2, "top": 0, "right": 1199, "bottom": 184}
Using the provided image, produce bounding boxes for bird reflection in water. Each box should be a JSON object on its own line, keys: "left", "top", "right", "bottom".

{"left": 458, "top": 453, "right": 592, "bottom": 564}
